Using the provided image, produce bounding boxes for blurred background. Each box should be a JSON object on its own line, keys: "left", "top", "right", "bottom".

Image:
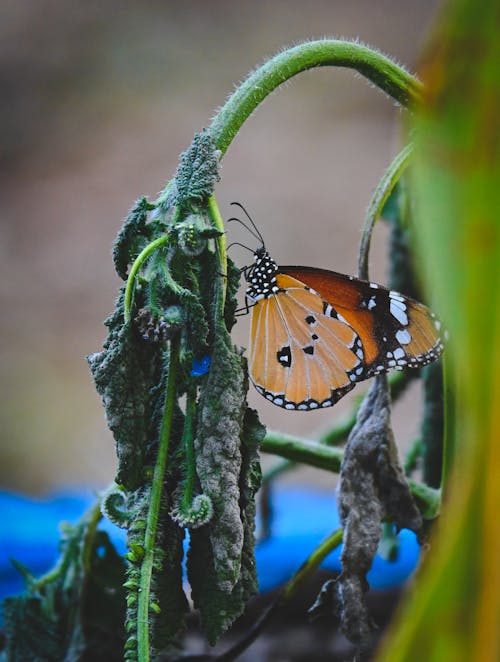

{"left": 1, "top": 0, "right": 439, "bottom": 495}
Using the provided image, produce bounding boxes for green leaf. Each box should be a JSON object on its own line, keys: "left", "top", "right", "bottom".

{"left": 193, "top": 333, "right": 247, "bottom": 593}
{"left": 66, "top": 531, "right": 126, "bottom": 661}
{"left": 187, "top": 345, "right": 263, "bottom": 644}
{"left": 2, "top": 595, "right": 63, "bottom": 662}
{"left": 378, "top": 0, "right": 500, "bottom": 659}
{"left": 149, "top": 515, "right": 189, "bottom": 654}
{"left": 87, "top": 294, "right": 162, "bottom": 490}
{"left": 174, "top": 130, "right": 220, "bottom": 205}
{"left": 113, "top": 197, "right": 155, "bottom": 280}
{"left": 2, "top": 505, "right": 126, "bottom": 661}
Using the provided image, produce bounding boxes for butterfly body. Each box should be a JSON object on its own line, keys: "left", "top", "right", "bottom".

{"left": 244, "top": 249, "right": 445, "bottom": 410}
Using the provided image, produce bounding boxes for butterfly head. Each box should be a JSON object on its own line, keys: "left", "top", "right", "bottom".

{"left": 245, "top": 248, "right": 280, "bottom": 302}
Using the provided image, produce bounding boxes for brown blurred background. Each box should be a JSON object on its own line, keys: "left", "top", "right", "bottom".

{"left": 0, "top": 0, "right": 439, "bottom": 494}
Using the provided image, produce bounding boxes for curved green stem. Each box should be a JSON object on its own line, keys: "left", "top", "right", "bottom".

{"left": 124, "top": 204, "right": 184, "bottom": 323}
{"left": 31, "top": 500, "right": 102, "bottom": 592}
{"left": 210, "top": 40, "right": 422, "bottom": 156}
{"left": 137, "top": 339, "right": 179, "bottom": 662}
{"left": 124, "top": 235, "right": 170, "bottom": 322}
{"left": 404, "top": 437, "right": 423, "bottom": 476}
{"left": 407, "top": 478, "right": 441, "bottom": 520}
{"left": 358, "top": 142, "right": 414, "bottom": 280}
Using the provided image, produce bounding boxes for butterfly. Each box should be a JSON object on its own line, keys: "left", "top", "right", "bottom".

{"left": 230, "top": 204, "right": 446, "bottom": 411}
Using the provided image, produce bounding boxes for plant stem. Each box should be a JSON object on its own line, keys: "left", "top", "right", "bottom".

{"left": 281, "top": 528, "right": 344, "bottom": 602}
{"left": 358, "top": 142, "right": 414, "bottom": 279}
{"left": 124, "top": 235, "right": 170, "bottom": 323}
{"left": 261, "top": 431, "right": 440, "bottom": 518}
{"left": 262, "top": 431, "right": 343, "bottom": 473}
{"left": 31, "top": 500, "right": 102, "bottom": 592}
{"left": 181, "top": 386, "right": 197, "bottom": 509}
{"left": 404, "top": 437, "right": 423, "bottom": 476}
{"left": 137, "top": 339, "right": 179, "bottom": 662}
{"left": 216, "top": 527, "right": 344, "bottom": 662}
{"left": 210, "top": 40, "right": 422, "bottom": 156}
{"left": 124, "top": 205, "right": 184, "bottom": 323}
{"left": 207, "top": 194, "right": 228, "bottom": 313}
{"left": 262, "top": 371, "right": 413, "bottom": 483}
{"left": 407, "top": 479, "right": 441, "bottom": 520}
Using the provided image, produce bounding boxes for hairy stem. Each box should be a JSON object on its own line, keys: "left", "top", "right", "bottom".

{"left": 137, "top": 339, "right": 179, "bottom": 662}
{"left": 182, "top": 386, "right": 197, "bottom": 509}
{"left": 262, "top": 371, "right": 413, "bottom": 483}
{"left": 261, "top": 431, "right": 440, "bottom": 518}
{"left": 262, "top": 431, "right": 343, "bottom": 473}
{"left": 124, "top": 235, "right": 170, "bottom": 322}
{"left": 358, "top": 142, "right": 414, "bottom": 280}
{"left": 207, "top": 194, "right": 228, "bottom": 313}
{"left": 210, "top": 40, "right": 422, "bottom": 156}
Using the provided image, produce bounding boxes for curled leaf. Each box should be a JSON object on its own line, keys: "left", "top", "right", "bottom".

{"left": 113, "top": 197, "right": 155, "bottom": 280}
{"left": 87, "top": 294, "right": 162, "bottom": 490}
{"left": 175, "top": 130, "right": 220, "bottom": 204}
{"left": 335, "top": 375, "right": 422, "bottom": 648}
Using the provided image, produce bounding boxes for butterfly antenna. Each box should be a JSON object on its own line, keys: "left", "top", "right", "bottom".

{"left": 226, "top": 241, "right": 256, "bottom": 255}
{"left": 230, "top": 202, "right": 265, "bottom": 247}
{"left": 227, "top": 217, "right": 263, "bottom": 244}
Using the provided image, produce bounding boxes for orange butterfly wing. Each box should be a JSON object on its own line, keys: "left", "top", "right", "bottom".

{"left": 249, "top": 273, "right": 365, "bottom": 409}
{"left": 280, "top": 266, "right": 445, "bottom": 378}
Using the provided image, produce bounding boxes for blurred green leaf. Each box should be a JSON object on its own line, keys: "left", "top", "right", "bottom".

{"left": 378, "top": 0, "right": 500, "bottom": 660}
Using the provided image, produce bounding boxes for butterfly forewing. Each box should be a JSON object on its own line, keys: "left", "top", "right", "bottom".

{"left": 280, "top": 266, "right": 445, "bottom": 377}
{"left": 248, "top": 273, "right": 363, "bottom": 409}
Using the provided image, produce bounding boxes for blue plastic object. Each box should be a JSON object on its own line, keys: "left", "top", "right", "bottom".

{"left": 0, "top": 486, "right": 420, "bottom": 622}
{"left": 190, "top": 355, "right": 211, "bottom": 377}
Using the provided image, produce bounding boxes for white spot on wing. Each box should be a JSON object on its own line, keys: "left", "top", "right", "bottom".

{"left": 390, "top": 300, "right": 409, "bottom": 326}
{"left": 396, "top": 329, "right": 412, "bottom": 345}
{"left": 389, "top": 291, "right": 405, "bottom": 302}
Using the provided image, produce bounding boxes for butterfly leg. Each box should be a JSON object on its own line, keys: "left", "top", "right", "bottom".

{"left": 234, "top": 296, "right": 256, "bottom": 317}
